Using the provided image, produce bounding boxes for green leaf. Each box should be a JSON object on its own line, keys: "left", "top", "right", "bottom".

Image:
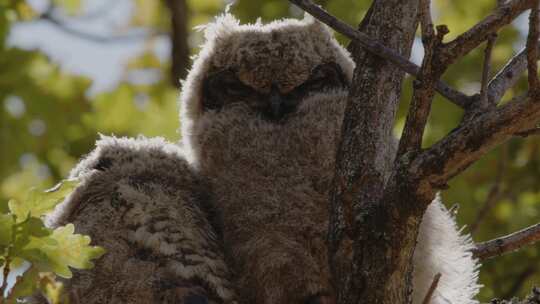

{"left": 6, "top": 266, "right": 40, "bottom": 303}
{"left": 8, "top": 179, "right": 79, "bottom": 222}
{"left": 39, "top": 272, "right": 67, "bottom": 304}
{"left": 0, "top": 213, "right": 14, "bottom": 246}
{"left": 21, "top": 224, "right": 105, "bottom": 278}
{"left": 11, "top": 218, "right": 54, "bottom": 271}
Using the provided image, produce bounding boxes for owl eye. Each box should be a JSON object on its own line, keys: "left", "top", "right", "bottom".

{"left": 305, "top": 62, "right": 348, "bottom": 90}
{"left": 287, "top": 62, "right": 348, "bottom": 102}
{"left": 202, "top": 69, "right": 258, "bottom": 111}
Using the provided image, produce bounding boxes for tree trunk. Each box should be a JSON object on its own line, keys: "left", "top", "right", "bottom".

{"left": 328, "top": 0, "right": 421, "bottom": 303}
{"left": 165, "top": 0, "right": 190, "bottom": 87}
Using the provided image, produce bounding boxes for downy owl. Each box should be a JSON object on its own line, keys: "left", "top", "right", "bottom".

{"left": 44, "top": 12, "right": 480, "bottom": 304}
{"left": 179, "top": 13, "right": 480, "bottom": 304}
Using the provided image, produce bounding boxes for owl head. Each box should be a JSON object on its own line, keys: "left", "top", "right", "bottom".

{"left": 179, "top": 13, "right": 354, "bottom": 150}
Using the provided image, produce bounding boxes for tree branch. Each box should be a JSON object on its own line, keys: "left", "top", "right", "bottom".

{"left": 472, "top": 222, "right": 540, "bottom": 260}
{"left": 488, "top": 43, "right": 540, "bottom": 104}
{"left": 411, "top": 96, "right": 540, "bottom": 188}
{"left": 439, "top": 0, "right": 534, "bottom": 65}
{"left": 527, "top": 1, "right": 540, "bottom": 95}
{"left": 319, "top": 0, "right": 421, "bottom": 302}
{"left": 397, "top": 0, "right": 444, "bottom": 157}
{"left": 288, "top": 0, "right": 471, "bottom": 108}
{"left": 421, "top": 273, "right": 441, "bottom": 304}
{"left": 164, "top": 0, "right": 191, "bottom": 86}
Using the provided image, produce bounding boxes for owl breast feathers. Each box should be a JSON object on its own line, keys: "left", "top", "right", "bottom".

{"left": 45, "top": 13, "right": 480, "bottom": 304}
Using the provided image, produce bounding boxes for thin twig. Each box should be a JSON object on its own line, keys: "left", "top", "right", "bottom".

{"left": 421, "top": 273, "right": 442, "bottom": 304}
{"left": 480, "top": 34, "right": 498, "bottom": 107}
{"left": 488, "top": 44, "right": 540, "bottom": 104}
{"left": 527, "top": 1, "right": 540, "bottom": 95}
{"left": 419, "top": 0, "right": 435, "bottom": 41}
{"left": 288, "top": 0, "right": 471, "bottom": 108}
{"left": 397, "top": 0, "right": 442, "bottom": 156}
{"left": 472, "top": 222, "right": 540, "bottom": 260}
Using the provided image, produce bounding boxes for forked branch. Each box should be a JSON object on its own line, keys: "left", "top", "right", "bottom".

{"left": 439, "top": 0, "right": 534, "bottom": 65}
{"left": 397, "top": 0, "right": 444, "bottom": 157}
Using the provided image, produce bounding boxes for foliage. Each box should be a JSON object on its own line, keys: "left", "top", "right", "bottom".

{"left": 0, "top": 0, "right": 539, "bottom": 301}
{"left": 0, "top": 179, "right": 105, "bottom": 303}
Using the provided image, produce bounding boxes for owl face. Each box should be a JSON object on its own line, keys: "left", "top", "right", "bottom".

{"left": 202, "top": 62, "right": 347, "bottom": 121}
{"left": 180, "top": 13, "right": 355, "bottom": 140}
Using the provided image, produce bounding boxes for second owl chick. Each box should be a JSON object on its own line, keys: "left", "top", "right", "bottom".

{"left": 45, "top": 136, "right": 236, "bottom": 304}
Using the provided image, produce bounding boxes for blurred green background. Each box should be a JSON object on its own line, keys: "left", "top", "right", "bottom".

{"left": 0, "top": 0, "right": 538, "bottom": 301}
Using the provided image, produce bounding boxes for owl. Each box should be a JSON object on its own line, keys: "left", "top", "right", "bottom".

{"left": 180, "top": 13, "right": 481, "bottom": 304}
{"left": 43, "top": 13, "right": 480, "bottom": 304}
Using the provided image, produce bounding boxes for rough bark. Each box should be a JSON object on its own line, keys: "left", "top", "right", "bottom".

{"left": 326, "top": 0, "right": 420, "bottom": 303}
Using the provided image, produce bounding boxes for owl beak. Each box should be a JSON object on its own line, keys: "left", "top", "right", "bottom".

{"left": 269, "top": 85, "right": 284, "bottom": 119}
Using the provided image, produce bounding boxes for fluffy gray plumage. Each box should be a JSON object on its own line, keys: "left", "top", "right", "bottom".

{"left": 45, "top": 136, "right": 236, "bottom": 303}
{"left": 44, "top": 13, "right": 480, "bottom": 304}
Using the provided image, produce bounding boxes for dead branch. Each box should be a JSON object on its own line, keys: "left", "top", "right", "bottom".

{"left": 288, "top": 0, "right": 471, "bottom": 108}
{"left": 488, "top": 45, "right": 537, "bottom": 104}
{"left": 421, "top": 273, "right": 442, "bottom": 304}
{"left": 439, "top": 0, "right": 534, "bottom": 65}
{"left": 411, "top": 97, "right": 540, "bottom": 189}
{"left": 472, "top": 222, "right": 540, "bottom": 260}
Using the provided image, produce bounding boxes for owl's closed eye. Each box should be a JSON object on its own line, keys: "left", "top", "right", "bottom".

{"left": 202, "top": 62, "right": 348, "bottom": 121}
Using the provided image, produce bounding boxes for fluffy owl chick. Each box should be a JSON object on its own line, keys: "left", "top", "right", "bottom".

{"left": 44, "top": 136, "right": 236, "bottom": 304}
{"left": 180, "top": 14, "right": 480, "bottom": 304}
